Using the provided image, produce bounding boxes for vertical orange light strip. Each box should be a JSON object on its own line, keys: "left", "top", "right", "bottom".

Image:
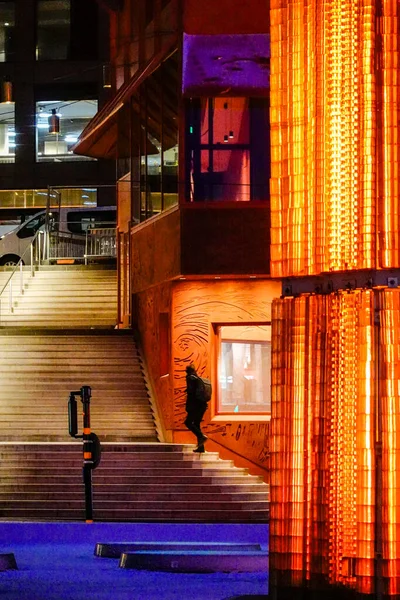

{"left": 270, "top": 297, "right": 307, "bottom": 587}
{"left": 377, "top": 3, "right": 400, "bottom": 268}
{"left": 356, "top": 291, "right": 375, "bottom": 595}
{"left": 270, "top": 291, "right": 376, "bottom": 595}
{"left": 326, "top": 292, "right": 359, "bottom": 589}
{"left": 359, "top": 2, "right": 376, "bottom": 269}
{"left": 379, "top": 290, "right": 400, "bottom": 597}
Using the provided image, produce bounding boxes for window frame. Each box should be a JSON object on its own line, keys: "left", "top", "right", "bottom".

{"left": 185, "top": 97, "right": 270, "bottom": 203}
{"left": 211, "top": 321, "right": 272, "bottom": 422}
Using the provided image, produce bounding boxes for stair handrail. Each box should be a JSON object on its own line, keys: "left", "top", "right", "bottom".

{"left": 0, "top": 229, "right": 45, "bottom": 325}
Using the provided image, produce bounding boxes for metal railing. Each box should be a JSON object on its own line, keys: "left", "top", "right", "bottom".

{"left": 0, "top": 230, "right": 45, "bottom": 325}
{"left": 45, "top": 225, "right": 117, "bottom": 265}
{"left": 84, "top": 227, "right": 116, "bottom": 265}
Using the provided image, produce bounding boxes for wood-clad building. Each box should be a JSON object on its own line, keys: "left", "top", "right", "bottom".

{"left": 76, "top": 0, "right": 277, "bottom": 485}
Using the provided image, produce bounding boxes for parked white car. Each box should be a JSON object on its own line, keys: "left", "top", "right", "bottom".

{"left": 0, "top": 207, "right": 116, "bottom": 266}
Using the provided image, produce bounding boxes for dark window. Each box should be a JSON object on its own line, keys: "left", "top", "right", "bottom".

{"left": 36, "top": 0, "right": 71, "bottom": 60}
{"left": 186, "top": 97, "right": 270, "bottom": 202}
{"left": 66, "top": 209, "right": 116, "bottom": 234}
{"left": 17, "top": 213, "right": 46, "bottom": 238}
{"left": 0, "top": 2, "right": 15, "bottom": 62}
{"left": 36, "top": 0, "right": 99, "bottom": 61}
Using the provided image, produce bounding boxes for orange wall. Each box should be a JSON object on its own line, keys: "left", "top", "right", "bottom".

{"left": 134, "top": 281, "right": 174, "bottom": 436}
{"left": 171, "top": 279, "right": 281, "bottom": 473}
{"left": 130, "top": 204, "right": 270, "bottom": 294}
{"left": 117, "top": 176, "right": 131, "bottom": 232}
{"left": 131, "top": 207, "right": 181, "bottom": 294}
{"left": 183, "top": 0, "right": 269, "bottom": 34}
{"left": 181, "top": 205, "right": 270, "bottom": 275}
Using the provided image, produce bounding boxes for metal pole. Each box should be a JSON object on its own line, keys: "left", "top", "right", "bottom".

{"left": 19, "top": 261, "right": 23, "bottom": 295}
{"left": 81, "top": 385, "right": 93, "bottom": 523}
{"left": 8, "top": 280, "right": 12, "bottom": 312}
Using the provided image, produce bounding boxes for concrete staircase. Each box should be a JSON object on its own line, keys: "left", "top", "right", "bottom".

{"left": 0, "top": 264, "right": 269, "bottom": 523}
{"left": 0, "top": 265, "right": 117, "bottom": 328}
{"left": 0, "top": 331, "right": 158, "bottom": 442}
{"left": 0, "top": 444, "right": 269, "bottom": 522}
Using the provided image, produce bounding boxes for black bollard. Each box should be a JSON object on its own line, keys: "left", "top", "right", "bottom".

{"left": 68, "top": 386, "right": 101, "bottom": 523}
{"left": 81, "top": 385, "right": 93, "bottom": 523}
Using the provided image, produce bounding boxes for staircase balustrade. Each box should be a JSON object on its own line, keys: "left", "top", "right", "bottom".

{"left": 0, "top": 230, "right": 45, "bottom": 326}
{"left": 46, "top": 225, "right": 117, "bottom": 264}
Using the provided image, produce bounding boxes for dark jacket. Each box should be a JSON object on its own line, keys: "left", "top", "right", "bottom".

{"left": 185, "top": 373, "right": 201, "bottom": 413}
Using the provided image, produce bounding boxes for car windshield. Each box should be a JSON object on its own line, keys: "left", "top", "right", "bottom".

{"left": 17, "top": 214, "right": 46, "bottom": 239}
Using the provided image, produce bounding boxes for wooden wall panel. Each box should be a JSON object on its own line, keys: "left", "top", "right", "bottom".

{"left": 183, "top": 0, "right": 269, "bottom": 34}
{"left": 117, "top": 176, "right": 131, "bottom": 232}
{"left": 131, "top": 207, "right": 181, "bottom": 294}
{"left": 181, "top": 205, "right": 270, "bottom": 275}
{"left": 206, "top": 421, "right": 270, "bottom": 471}
{"left": 171, "top": 279, "right": 281, "bottom": 470}
{"left": 134, "top": 281, "right": 174, "bottom": 434}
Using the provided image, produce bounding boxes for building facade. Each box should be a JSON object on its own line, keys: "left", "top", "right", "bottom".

{"left": 0, "top": 0, "right": 114, "bottom": 231}
{"left": 77, "top": 0, "right": 400, "bottom": 597}
{"left": 76, "top": 0, "right": 277, "bottom": 477}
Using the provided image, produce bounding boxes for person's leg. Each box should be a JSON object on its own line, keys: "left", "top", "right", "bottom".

{"left": 184, "top": 414, "right": 203, "bottom": 440}
{"left": 184, "top": 414, "right": 199, "bottom": 436}
{"left": 192, "top": 407, "right": 208, "bottom": 450}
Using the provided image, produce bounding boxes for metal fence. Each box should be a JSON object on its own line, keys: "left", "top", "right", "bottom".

{"left": 47, "top": 227, "right": 117, "bottom": 264}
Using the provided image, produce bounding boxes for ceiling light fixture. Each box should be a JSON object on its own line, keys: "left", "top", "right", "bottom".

{"left": 48, "top": 109, "right": 60, "bottom": 134}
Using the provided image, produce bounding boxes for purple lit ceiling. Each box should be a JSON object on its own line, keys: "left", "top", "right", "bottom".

{"left": 182, "top": 33, "right": 270, "bottom": 97}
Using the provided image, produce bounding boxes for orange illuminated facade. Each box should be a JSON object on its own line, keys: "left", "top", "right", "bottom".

{"left": 270, "top": 0, "right": 400, "bottom": 597}
{"left": 270, "top": 0, "right": 398, "bottom": 277}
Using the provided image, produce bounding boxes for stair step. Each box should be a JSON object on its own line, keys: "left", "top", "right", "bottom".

{"left": 0, "top": 491, "right": 268, "bottom": 502}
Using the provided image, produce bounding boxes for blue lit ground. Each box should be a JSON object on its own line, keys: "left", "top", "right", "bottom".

{"left": 0, "top": 522, "right": 268, "bottom": 600}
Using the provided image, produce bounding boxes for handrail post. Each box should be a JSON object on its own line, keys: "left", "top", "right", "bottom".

{"left": 8, "top": 279, "right": 12, "bottom": 312}
{"left": 31, "top": 244, "right": 34, "bottom": 277}
{"left": 19, "top": 261, "right": 23, "bottom": 295}
{"left": 85, "top": 230, "right": 89, "bottom": 266}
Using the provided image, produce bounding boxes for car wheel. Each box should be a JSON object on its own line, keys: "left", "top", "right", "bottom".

{"left": 0, "top": 255, "right": 22, "bottom": 267}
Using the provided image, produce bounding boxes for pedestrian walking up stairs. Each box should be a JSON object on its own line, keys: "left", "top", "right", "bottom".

{"left": 0, "top": 265, "right": 117, "bottom": 328}
{"left": 0, "top": 444, "right": 269, "bottom": 522}
{"left": 0, "top": 264, "right": 269, "bottom": 523}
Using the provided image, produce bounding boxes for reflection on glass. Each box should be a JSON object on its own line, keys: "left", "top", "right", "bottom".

{"left": 187, "top": 97, "right": 268, "bottom": 202}
{"left": 136, "top": 53, "right": 179, "bottom": 221}
{"left": 36, "top": 100, "right": 97, "bottom": 162}
{"left": 218, "top": 324, "right": 271, "bottom": 414}
{"left": 37, "top": 0, "right": 70, "bottom": 60}
{"left": 0, "top": 2, "right": 15, "bottom": 62}
{"left": 0, "top": 101, "right": 15, "bottom": 163}
{"left": 141, "top": 144, "right": 178, "bottom": 216}
{"left": 0, "top": 188, "right": 97, "bottom": 207}
{"left": 198, "top": 149, "right": 250, "bottom": 201}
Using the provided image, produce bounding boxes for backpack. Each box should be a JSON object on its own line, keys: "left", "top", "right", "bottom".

{"left": 195, "top": 376, "right": 212, "bottom": 403}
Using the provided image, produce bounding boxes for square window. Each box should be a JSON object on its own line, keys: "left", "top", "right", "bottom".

{"left": 217, "top": 324, "right": 271, "bottom": 415}
{"left": 36, "top": 99, "right": 97, "bottom": 163}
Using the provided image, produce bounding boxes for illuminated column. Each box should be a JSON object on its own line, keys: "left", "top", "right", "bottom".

{"left": 270, "top": 0, "right": 400, "bottom": 596}
{"left": 271, "top": 291, "right": 376, "bottom": 596}
{"left": 270, "top": 0, "right": 378, "bottom": 277}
